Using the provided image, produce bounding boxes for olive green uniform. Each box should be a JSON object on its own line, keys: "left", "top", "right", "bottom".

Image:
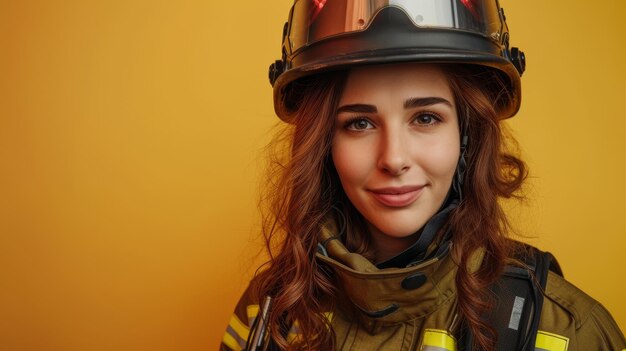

{"left": 222, "top": 229, "right": 625, "bottom": 350}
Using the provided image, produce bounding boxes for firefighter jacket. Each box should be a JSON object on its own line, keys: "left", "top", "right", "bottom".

{"left": 221, "top": 224, "right": 626, "bottom": 350}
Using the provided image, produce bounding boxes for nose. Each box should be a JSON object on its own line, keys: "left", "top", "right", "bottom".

{"left": 377, "top": 128, "right": 410, "bottom": 176}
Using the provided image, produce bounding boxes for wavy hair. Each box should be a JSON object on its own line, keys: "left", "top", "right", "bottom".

{"left": 254, "top": 65, "right": 526, "bottom": 350}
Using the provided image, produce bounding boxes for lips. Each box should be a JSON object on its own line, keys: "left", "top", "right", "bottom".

{"left": 368, "top": 185, "right": 425, "bottom": 207}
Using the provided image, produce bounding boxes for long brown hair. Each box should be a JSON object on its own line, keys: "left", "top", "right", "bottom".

{"left": 254, "top": 64, "right": 526, "bottom": 350}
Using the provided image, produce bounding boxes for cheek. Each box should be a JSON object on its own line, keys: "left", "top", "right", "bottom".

{"left": 416, "top": 137, "right": 460, "bottom": 182}
{"left": 331, "top": 136, "right": 374, "bottom": 187}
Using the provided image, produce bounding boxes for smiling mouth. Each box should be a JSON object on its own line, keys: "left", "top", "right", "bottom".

{"left": 368, "top": 185, "right": 425, "bottom": 207}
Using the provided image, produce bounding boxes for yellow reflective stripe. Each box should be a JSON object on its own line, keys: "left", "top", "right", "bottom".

{"left": 286, "top": 318, "right": 301, "bottom": 343}
{"left": 535, "top": 330, "right": 569, "bottom": 351}
{"left": 422, "top": 329, "right": 457, "bottom": 351}
{"left": 286, "top": 331, "right": 301, "bottom": 344}
{"left": 247, "top": 304, "right": 260, "bottom": 323}
{"left": 222, "top": 331, "right": 242, "bottom": 351}
{"left": 235, "top": 309, "right": 330, "bottom": 346}
{"left": 229, "top": 314, "right": 250, "bottom": 341}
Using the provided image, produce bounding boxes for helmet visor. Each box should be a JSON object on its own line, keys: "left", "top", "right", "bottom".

{"left": 288, "top": 0, "right": 504, "bottom": 53}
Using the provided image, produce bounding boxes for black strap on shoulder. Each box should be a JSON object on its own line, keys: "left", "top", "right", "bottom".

{"left": 521, "top": 247, "right": 562, "bottom": 351}
{"left": 462, "top": 243, "right": 563, "bottom": 351}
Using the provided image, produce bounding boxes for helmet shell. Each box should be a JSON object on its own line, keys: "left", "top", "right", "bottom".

{"left": 269, "top": 3, "right": 525, "bottom": 121}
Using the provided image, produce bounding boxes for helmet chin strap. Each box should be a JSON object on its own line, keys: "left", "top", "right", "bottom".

{"left": 434, "top": 106, "right": 469, "bottom": 207}
{"left": 453, "top": 115, "right": 469, "bottom": 202}
{"left": 376, "top": 110, "right": 469, "bottom": 268}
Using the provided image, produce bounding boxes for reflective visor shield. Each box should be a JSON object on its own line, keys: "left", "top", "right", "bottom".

{"left": 288, "top": 0, "right": 504, "bottom": 53}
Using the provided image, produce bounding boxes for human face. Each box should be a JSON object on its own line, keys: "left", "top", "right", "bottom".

{"left": 332, "top": 63, "right": 460, "bottom": 262}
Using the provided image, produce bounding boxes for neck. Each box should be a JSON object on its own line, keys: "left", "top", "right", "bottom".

{"left": 366, "top": 222, "right": 422, "bottom": 264}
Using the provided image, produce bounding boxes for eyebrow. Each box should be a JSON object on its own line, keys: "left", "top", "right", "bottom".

{"left": 337, "top": 97, "right": 452, "bottom": 114}
{"left": 336, "top": 104, "right": 377, "bottom": 114}
{"left": 404, "top": 97, "right": 453, "bottom": 109}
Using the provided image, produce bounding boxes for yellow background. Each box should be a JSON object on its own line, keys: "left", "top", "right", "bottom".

{"left": 0, "top": 1, "right": 624, "bottom": 350}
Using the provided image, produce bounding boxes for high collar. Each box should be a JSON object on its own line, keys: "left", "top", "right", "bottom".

{"left": 316, "top": 220, "right": 484, "bottom": 332}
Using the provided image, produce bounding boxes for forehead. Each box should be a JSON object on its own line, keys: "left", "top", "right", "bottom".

{"left": 340, "top": 63, "right": 454, "bottom": 104}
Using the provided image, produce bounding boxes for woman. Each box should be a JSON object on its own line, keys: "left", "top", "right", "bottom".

{"left": 222, "top": 1, "right": 625, "bottom": 350}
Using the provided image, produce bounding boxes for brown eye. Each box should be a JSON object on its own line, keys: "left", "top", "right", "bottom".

{"left": 414, "top": 113, "right": 440, "bottom": 125}
{"left": 346, "top": 118, "right": 373, "bottom": 131}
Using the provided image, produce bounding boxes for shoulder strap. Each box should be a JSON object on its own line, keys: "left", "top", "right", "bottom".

{"left": 461, "top": 243, "right": 563, "bottom": 351}
{"left": 521, "top": 246, "right": 562, "bottom": 351}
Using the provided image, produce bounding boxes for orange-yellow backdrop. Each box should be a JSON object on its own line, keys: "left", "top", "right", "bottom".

{"left": 1, "top": 1, "right": 624, "bottom": 350}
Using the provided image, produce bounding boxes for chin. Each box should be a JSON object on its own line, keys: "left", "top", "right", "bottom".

{"left": 371, "top": 217, "right": 427, "bottom": 238}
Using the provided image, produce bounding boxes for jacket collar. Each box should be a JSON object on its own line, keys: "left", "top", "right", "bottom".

{"left": 316, "top": 220, "right": 484, "bottom": 332}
